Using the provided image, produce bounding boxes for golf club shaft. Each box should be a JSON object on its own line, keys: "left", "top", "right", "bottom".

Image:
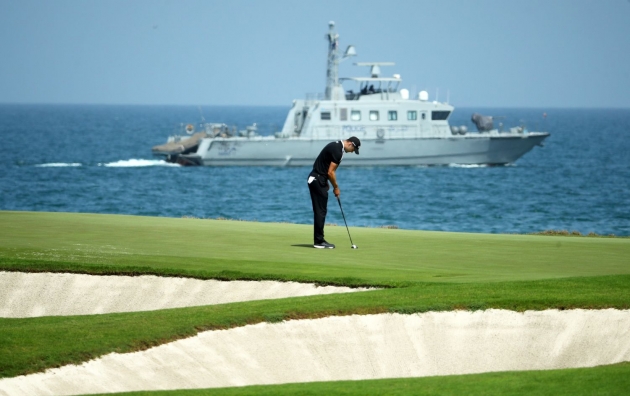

{"left": 337, "top": 196, "right": 354, "bottom": 246}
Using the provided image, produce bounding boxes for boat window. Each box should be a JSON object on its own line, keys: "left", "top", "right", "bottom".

{"left": 321, "top": 111, "right": 331, "bottom": 120}
{"left": 422, "top": 113, "right": 426, "bottom": 120}
{"left": 388, "top": 111, "right": 398, "bottom": 121}
{"left": 340, "top": 108, "right": 348, "bottom": 121}
{"left": 369, "top": 111, "right": 379, "bottom": 121}
{"left": 407, "top": 110, "right": 417, "bottom": 121}
{"left": 351, "top": 110, "right": 361, "bottom": 121}
{"left": 432, "top": 111, "right": 451, "bottom": 120}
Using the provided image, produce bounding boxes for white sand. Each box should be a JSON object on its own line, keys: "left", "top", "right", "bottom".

{"left": 1, "top": 309, "right": 629, "bottom": 396}
{"left": 0, "top": 272, "right": 370, "bottom": 317}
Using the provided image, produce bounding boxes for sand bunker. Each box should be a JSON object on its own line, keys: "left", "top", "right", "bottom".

{"left": 1, "top": 309, "right": 628, "bottom": 395}
{"left": 0, "top": 272, "right": 370, "bottom": 317}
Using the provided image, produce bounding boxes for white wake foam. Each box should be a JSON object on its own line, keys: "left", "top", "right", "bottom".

{"left": 35, "top": 163, "right": 82, "bottom": 167}
{"left": 98, "top": 159, "right": 180, "bottom": 167}
{"left": 447, "top": 163, "right": 489, "bottom": 168}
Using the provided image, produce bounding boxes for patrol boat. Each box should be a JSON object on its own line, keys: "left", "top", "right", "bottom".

{"left": 152, "top": 22, "right": 549, "bottom": 166}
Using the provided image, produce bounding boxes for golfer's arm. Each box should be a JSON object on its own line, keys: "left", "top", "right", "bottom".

{"left": 328, "top": 162, "right": 339, "bottom": 189}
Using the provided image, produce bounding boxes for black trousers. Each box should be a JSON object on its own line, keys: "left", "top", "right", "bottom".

{"left": 307, "top": 172, "right": 329, "bottom": 244}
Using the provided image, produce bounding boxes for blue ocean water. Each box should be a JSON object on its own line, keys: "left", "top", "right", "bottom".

{"left": 1, "top": 104, "right": 629, "bottom": 236}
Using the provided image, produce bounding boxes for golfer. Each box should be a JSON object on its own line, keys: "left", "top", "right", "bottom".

{"left": 307, "top": 137, "right": 360, "bottom": 249}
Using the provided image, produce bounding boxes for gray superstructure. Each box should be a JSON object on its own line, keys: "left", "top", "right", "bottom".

{"left": 153, "top": 22, "right": 549, "bottom": 166}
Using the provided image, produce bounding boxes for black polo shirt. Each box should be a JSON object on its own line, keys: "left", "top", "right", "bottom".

{"left": 312, "top": 141, "right": 344, "bottom": 177}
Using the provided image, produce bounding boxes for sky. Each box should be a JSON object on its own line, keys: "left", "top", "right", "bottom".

{"left": 1, "top": 0, "right": 629, "bottom": 108}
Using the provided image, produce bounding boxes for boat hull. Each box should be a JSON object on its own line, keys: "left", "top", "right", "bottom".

{"left": 181, "top": 133, "right": 549, "bottom": 166}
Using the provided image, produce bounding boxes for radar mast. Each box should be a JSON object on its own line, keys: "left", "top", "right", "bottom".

{"left": 325, "top": 21, "right": 355, "bottom": 100}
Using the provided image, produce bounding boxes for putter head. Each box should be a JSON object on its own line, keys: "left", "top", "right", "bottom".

{"left": 351, "top": 245, "right": 357, "bottom": 249}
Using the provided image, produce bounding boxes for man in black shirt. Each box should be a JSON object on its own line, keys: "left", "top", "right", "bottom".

{"left": 307, "top": 137, "right": 361, "bottom": 248}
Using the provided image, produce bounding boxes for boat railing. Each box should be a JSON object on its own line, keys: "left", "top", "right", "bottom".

{"left": 173, "top": 123, "right": 282, "bottom": 138}
{"left": 233, "top": 123, "right": 282, "bottom": 137}
{"left": 308, "top": 125, "right": 448, "bottom": 140}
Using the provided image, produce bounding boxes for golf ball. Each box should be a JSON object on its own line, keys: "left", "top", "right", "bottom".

{"left": 352, "top": 245, "right": 357, "bottom": 249}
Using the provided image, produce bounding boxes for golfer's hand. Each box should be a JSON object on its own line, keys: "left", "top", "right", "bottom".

{"left": 333, "top": 187, "right": 340, "bottom": 197}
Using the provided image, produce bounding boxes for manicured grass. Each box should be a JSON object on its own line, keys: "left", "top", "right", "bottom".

{"left": 1, "top": 211, "right": 629, "bottom": 285}
{"left": 100, "top": 362, "right": 630, "bottom": 396}
{"left": 1, "top": 210, "right": 629, "bottom": 391}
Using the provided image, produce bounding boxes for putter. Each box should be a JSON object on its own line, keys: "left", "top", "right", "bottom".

{"left": 337, "top": 196, "right": 357, "bottom": 249}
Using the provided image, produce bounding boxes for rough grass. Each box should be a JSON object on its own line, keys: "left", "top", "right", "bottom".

{"left": 1, "top": 210, "right": 629, "bottom": 391}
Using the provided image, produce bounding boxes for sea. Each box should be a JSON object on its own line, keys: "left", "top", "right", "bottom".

{"left": 1, "top": 104, "right": 629, "bottom": 236}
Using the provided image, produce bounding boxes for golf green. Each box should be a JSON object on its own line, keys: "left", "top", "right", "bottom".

{"left": 1, "top": 210, "right": 629, "bottom": 394}
{"left": 1, "top": 211, "right": 628, "bottom": 285}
